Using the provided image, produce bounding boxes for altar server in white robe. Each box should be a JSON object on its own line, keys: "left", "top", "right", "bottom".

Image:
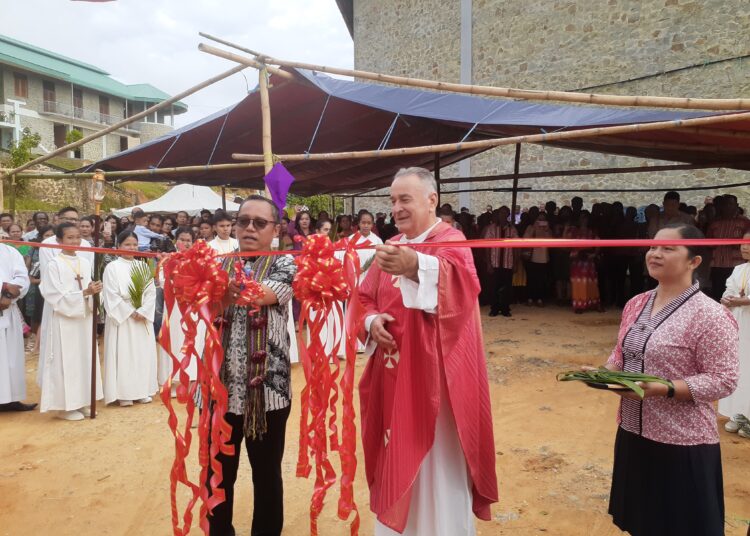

{"left": 720, "top": 231, "right": 750, "bottom": 431}
{"left": 102, "top": 231, "right": 158, "bottom": 406}
{"left": 37, "top": 206, "right": 93, "bottom": 387}
{"left": 352, "top": 210, "right": 383, "bottom": 284}
{"left": 208, "top": 210, "right": 239, "bottom": 254}
{"left": 39, "top": 223, "right": 103, "bottom": 421}
{"left": 157, "top": 227, "right": 207, "bottom": 396}
{"left": 0, "top": 244, "right": 35, "bottom": 411}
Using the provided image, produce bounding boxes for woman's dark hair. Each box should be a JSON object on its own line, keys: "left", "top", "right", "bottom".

{"left": 358, "top": 210, "right": 374, "bottom": 222}
{"left": 80, "top": 215, "right": 96, "bottom": 227}
{"left": 116, "top": 230, "right": 138, "bottom": 246}
{"left": 295, "top": 210, "right": 313, "bottom": 235}
{"left": 315, "top": 218, "right": 331, "bottom": 232}
{"left": 34, "top": 225, "right": 53, "bottom": 241}
{"left": 174, "top": 226, "right": 196, "bottom": 241}
{"left": 55, "top": 222, "right": 77, "bottom": 239}
{"left": 661, "top": 223, "right": 705, "bottom": 260}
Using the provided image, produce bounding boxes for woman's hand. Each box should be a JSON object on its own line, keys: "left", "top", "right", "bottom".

{"left": 722, "top": 296, "right": 750, "bottom": 308}
{"left": 611, "top": 381, "right": 669, "bottom": 400}
{"left": 131, "top": 311, "right": 147, "bottom": 322}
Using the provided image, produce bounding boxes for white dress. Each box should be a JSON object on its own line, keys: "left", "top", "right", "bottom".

{"left": 208, "top": 236, "right": 239, "bottom": 254}
{"left": 38, "top": 254, "right": 103, "bottom": 412}
{"left": 719, "top": 263, "right": 750, "bottom": 418}
{"left": 102, "top": 258, "right": 158, "bottom": 404}
{"left": 368, "top": 220, "right": 476, "bottom": 536}
{"left": 0, "top": 245, "right": 30, "bottom": 404}
{"left": 37, "top": 236, "right": 93, "bottom": 387}
{"left": 158, "top": 303, "right": 207, "bottom": 385}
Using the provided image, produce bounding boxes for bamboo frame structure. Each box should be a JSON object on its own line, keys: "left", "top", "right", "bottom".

{"left": 232, "top": 109, "right": 750, "bottom": 163}
{"left": 0, "top": 64, "right": 248, "bottom": 180}
{"left": 0, "top": 161, "right": 266, "bottom": 180}
{"left": 438, "top": 162, "right": 730, "bottom": 185}
{"left": 259, "top": 68, "right": 273, "bottom": 174}
{"left": 199, "top": 34, "right": 750, "bottom": 111}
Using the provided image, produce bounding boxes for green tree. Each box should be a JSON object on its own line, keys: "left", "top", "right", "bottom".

{"left": 8, "top": 128, "right": 41, "bottom": 168}
{"left": 64, "top": 128, "right": 84, "bottom": 145}
{"left": 286, "top": 193, "right": 344, "bottom": 218}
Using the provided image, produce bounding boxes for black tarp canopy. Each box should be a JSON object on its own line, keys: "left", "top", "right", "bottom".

{"left": 84, "top": 68, "right": 750, "bottom": 196}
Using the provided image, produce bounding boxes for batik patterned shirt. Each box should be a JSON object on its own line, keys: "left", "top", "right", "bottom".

{"left": 222, "top": 254, "right": 296, "bottom": 415}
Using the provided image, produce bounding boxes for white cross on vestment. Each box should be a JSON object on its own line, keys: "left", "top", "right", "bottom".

{"left": 384, "top": 350, "right": 399, "bottom": 369}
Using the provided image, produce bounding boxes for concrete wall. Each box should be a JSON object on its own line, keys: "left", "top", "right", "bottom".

{"left": 350, "top": 0, "right": 750, "bottom": 213}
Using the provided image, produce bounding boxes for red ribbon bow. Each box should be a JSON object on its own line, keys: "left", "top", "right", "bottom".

{"left": 294, "top": 233, "right": 362, "bottom": 535}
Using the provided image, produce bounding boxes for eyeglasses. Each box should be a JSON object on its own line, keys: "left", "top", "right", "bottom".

{"left": 236, "top": 216, "right": 275, "bottom": 230}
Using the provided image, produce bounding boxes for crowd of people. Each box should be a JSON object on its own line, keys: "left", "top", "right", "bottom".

{"left": 0, "top": 173, "right": 749, "bottom": 535}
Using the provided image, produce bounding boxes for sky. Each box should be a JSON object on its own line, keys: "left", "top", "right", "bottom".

{"left": 0, "top": 0, "right": 354, "bottom": 126}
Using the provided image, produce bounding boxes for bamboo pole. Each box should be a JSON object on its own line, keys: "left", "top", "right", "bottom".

{"left": 438, "top": 162, "right": 725, "bottom": 185}
{"left": 9, "top": 175, "right": 16, "bottom": 217}
{"left": 198, "top": 43, "right": 294, "bottom": 81}
{"left": 258, "top": 67, "right": 274, "bottom": 199}
{"left": 232, "top": 109, "right": 750, "bottom": 163}
{"left": 510, "top": 144, "right": 521, "bottom": 221}
{"left": 1, "top": 161, "right": 266, "bottom": 181}
{"left": 198, "top": 44, "right": 295, "bottom": 81}
{"left": 0, "top": 64, "right": 248, "bottom": 180}
{"left": 198, "top": 35, "right": 750, "bottom": 111}
{"left": 434, "top": 152, "right": 441, "bottom": 206}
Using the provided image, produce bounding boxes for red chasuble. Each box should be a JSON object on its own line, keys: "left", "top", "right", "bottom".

{"left": 358, "top": 222, "right": 498, "bottom": 532}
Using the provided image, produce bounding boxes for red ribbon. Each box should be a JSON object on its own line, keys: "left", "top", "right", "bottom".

{"left": 159, "top": 240, "right": 236, "bottom": 536}
{"left": 293, "top": 233, "right": 360, "bottom": 535}
{"left": 4, "top": 236, "right": 750, "bottom": 259}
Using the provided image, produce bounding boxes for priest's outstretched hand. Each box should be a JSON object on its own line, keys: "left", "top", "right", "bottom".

{"left": 375, "top": 243, "right": 419, "bottom": 282}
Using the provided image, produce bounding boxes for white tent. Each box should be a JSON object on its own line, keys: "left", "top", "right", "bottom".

{"left": 113, "top": 184, "right": 240, "bottom": 217}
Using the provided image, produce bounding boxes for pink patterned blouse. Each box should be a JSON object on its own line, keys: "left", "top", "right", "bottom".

{"left": 607, "top": 284, "right": 739, "bottom": 446}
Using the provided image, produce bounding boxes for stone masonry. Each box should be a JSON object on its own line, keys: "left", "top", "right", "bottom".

{"left": 350, "top": 0, "right": 750, "bottom": 214}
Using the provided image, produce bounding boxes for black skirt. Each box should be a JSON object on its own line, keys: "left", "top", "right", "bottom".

{"left": 609, "top": 427, "right": 725, "bottom": 536}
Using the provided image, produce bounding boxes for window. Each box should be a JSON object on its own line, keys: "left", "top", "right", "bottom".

{"left": 13, "top": 73, "right": 28, "bottom": 98}
{"left": 43, "top": 81, "right": 56, "bottom": 112}
{"left": 99, "top": 95, "right": 110, "bottom": 122}
{"left": 73, "top": 88, "right": 83, "bottom": 119}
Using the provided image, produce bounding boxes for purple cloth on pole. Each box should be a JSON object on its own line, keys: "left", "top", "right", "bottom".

{"left": 263, "top": 162, "right": 295, "bottom": 214}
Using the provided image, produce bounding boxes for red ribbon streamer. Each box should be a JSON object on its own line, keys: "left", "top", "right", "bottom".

{"left": 293, "top": 233, "right": 360, "bottom": 535}
{"left": 4, "top": 236, "right": 750, "bottom": 260}
{"left": 158, "top": 240, "right": 261, "bottom": 536}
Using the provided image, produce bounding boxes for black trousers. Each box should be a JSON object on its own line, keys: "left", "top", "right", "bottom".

{"left": 489, "top": 267, "right": 514, "bottom": 314}
{"left": 207, "top": 406, "right": 291, "bottom": 536}
{"left": 710, "top": 267, "right": 734, "bottom": 302}
{"left": 526, "top": 261, "right": 548, "bottom": 301}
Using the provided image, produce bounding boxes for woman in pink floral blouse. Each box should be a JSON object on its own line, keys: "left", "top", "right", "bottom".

{"left": 599, "top": 223, "right": 739, "bottom": 536}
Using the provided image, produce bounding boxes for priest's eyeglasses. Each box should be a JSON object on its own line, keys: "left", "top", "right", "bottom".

{"left": 236, "top": 216, "right": 273, "bottom": 230}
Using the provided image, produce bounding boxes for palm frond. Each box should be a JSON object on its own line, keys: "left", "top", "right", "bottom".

{"left": 128, "top": 261, "right": 154, "bottom": 309}
{"left": 361, "top": 254, "right": 375, "bottom": 274}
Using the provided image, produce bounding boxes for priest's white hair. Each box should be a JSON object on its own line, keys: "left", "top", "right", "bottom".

{"left": 393, "top": 167, "right": 438, "bottom": 196}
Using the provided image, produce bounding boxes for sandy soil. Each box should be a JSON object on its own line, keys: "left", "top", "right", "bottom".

{"left": 1, "top": 305, "right": 749, "bottom": 536}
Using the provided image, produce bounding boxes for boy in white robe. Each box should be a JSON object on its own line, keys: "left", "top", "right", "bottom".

{"left": 37, "top": 207, "right": 93, "bottom": 387}
{"left": 208, "top": 210, "right": 239, "bottom": 254}
{"left": 0, "top": 244, "right": 34, "bottom": 411}
{"left": 39, "top": 223, "right": 103, "bottom": 421}
{"left": 102, "top": 231, "right": 158, "bottom": 406}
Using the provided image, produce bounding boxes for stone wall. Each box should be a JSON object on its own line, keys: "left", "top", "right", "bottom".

{"left": 350, "top": 0, "right": 750, "bottom": 213}
{"left": 20, "top": 175, "right": 135, "bottom": 214}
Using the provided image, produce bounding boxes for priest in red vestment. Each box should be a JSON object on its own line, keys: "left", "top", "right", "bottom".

{"left": 359, "top": 167, "right": 498, "bottom": 535}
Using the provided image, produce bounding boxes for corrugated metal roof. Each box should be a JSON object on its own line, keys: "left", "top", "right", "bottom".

{"left": 0, "top": 34, "right": 187, "bottom": 113}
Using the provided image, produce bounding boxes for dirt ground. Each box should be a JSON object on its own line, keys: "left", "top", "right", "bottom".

{"left": 1, "top": 305, "right": 749, "bottom": 536}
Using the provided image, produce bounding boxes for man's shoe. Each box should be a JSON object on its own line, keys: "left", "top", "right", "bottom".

{"left": 488, "top": 310, "right": 499, "bottom": 317}
{"left": 136, "top": 397, "right": 153, "bottom": 404}
{"left": 501, "top": 311, "right": 512, "bottom": 317}
{"left": 119, "top": 400, "right": 134, "bottom": 407}
{"left": 0, "top": 401, "right": 38, "bottom": 412}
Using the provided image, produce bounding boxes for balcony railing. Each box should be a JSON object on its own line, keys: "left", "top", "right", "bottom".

{"left": 42, "top": 100, "right": 122, "bottom": 126}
